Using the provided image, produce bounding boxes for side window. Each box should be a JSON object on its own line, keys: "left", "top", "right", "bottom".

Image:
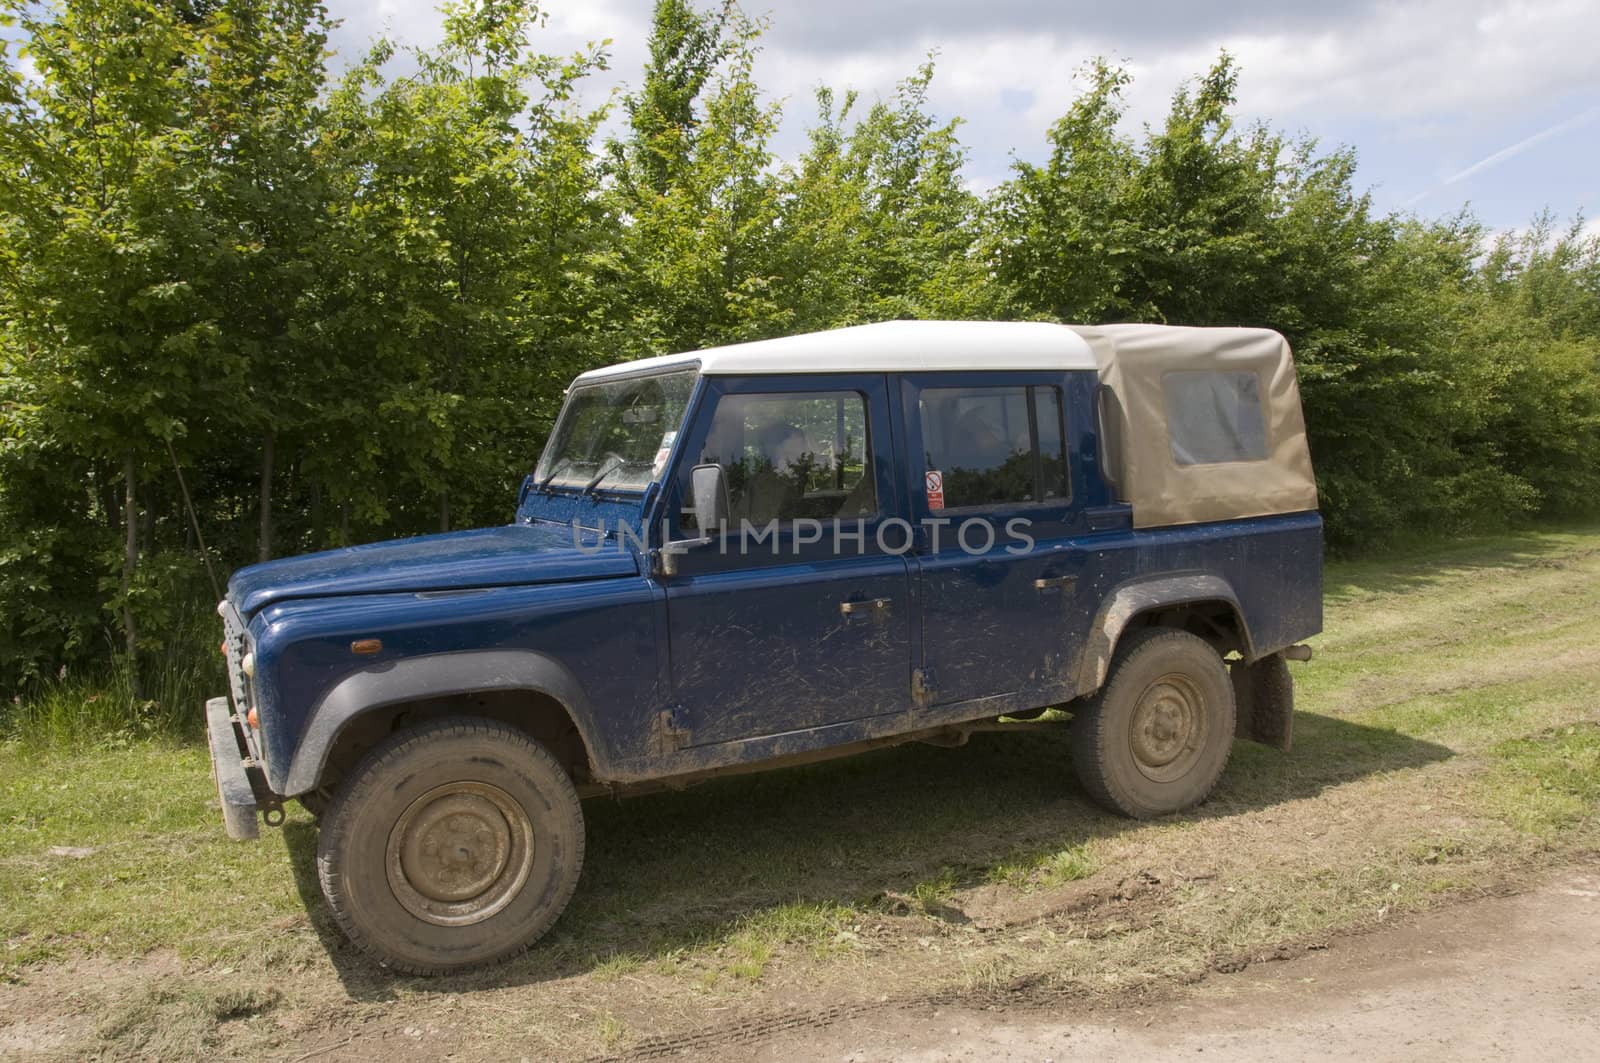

{"left": 688, "top": 391, "right": 877, "bottom": 528}
{"left": 918, "top": 385, "right": 1069, "bottom": 509}
{"left": 1162, "top": 371, "right": 1268, "bottom": 465}
{"left": 1095, "top": 384, "right": 1124, "bottom": 498}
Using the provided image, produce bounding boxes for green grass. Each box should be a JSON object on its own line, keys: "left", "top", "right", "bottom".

{"left": 1485, "top": 722, "right": 1600, "bottom": 836}
{"left": 721, "top": 901, "right": 854, "bottom": 979}
{"left": 1039, "top": 843, "right": 1098, "bottom": 886}
{"left": 982, "top": 841, "right": 1099, "bottom": 889}
{"left": 0, "top": 742, "right": 314, "bottom": 972}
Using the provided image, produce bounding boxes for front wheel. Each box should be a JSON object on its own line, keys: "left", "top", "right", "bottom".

{"left": 1071, "top": 628, "right": 1236, "bottom": 819}
{"left": 316, "top": 718, "right": 586, "bottom": 974}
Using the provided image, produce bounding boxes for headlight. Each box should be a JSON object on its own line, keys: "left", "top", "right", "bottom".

{"left": 241, "top": 652, "right": 255, "bottom": 678}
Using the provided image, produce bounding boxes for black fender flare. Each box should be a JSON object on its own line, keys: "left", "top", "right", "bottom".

{"left": 282, "top": 649, "right": 608, "bottom": 795}
{"left": 1072, "top": 573, "right": 1256, "bottom": 696}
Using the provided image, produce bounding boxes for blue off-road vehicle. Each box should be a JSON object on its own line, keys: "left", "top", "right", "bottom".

{"left": 206, "top": 320, "right": 1322, "bottom": 973}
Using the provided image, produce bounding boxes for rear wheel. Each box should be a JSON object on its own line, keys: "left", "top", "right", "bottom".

{"left": 1071, "top": 628, "right": 1236, "bottom": 818}
{"left": 316, "top": 717, "right": 585, "bottom": 974}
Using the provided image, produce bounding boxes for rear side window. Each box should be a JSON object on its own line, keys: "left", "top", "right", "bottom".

{"left": 1095, "top": 384, "right": 1124, "bottom": 498}
{"left": 1162, "top": 371, "right": 1268, "bottom": 465}
{"left": 917, "top": 386, "right": 1069, "bottom": 509}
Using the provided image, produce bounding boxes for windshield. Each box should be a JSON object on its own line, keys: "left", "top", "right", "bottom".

{"left": 534, "top": 369, "right": 698, "bottom": 492}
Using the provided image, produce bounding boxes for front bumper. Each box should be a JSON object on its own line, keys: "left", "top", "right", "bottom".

{"left": 205, "top": 696, "right": 261, "bottom": 840}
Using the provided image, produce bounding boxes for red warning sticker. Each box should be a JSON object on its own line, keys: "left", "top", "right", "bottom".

{"left": 925, "top": 469, "right": 945, "bottom": 511}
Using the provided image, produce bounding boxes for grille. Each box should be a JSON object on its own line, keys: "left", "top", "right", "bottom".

{"left": 219, "top": 601, "right": 262, "bottom": 761}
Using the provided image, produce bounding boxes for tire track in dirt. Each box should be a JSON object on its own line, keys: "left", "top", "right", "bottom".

{"left": 589, "top": 861, "right": 1600, "bottom": 1062}
{"left": 576, "top": 868, "right": 1330, "bottom": 1062}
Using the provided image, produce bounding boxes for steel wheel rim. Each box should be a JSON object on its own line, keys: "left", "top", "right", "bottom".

{"left": 386, "top": 781, "right": 536, "bottom": 927}
{"left": 1128, "top": 672, "right": 1210, "bottom": 784}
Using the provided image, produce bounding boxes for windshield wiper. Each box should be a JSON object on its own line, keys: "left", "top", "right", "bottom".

{"left": 533, "top": 457, "right": 595, "bottom": 495}
{"left": 579, "top": 458, "right": 624, "bottom": 498}
{"left": 581, "top": 458, "right": 652, "bottom": 499}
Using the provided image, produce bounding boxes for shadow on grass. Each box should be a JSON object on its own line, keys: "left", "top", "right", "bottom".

{"left": 285, "top": 709, "right": 1451, "bottom": 1000}
{"left": 1324, "top": 525, "right": 1599, "bottom": 606}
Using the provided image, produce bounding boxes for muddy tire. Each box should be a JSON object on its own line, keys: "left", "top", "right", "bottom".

{"left": 1071, "top": 628, "right": 1236, "bottom": 819}
{"left": 316, "top": 718, "right": 585, "bottom": 975}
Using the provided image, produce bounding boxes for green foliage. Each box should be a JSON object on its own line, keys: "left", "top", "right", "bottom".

{"left": 1, "top": 0, "right": 617, "bottom": 702}
{"left": 1, "top": 2, "right": 1598, "bottom": 725}
{"left": 774, "top": 62, "right": 998, "bottom": 329}
{"left": 619, "top": 0, "right": 737, "bottom": 199}
{"left": 308, "top": 0, "right": 610, "bottom": 535}
{"left": 603, "top": 0, "right": 783, "bottom": 351}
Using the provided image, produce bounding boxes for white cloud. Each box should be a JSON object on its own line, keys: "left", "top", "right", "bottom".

{"left": 325, "top": 1, "right": 1600, "bottom": 139}
{"left": 760, "top": 0, "right": 1597, "bottom": 133}
{"left": 328, "top": 0, "right": 447, "bottom": 53}
{"left": 1214, "top": 0, "right": 1598, "bottom": 121}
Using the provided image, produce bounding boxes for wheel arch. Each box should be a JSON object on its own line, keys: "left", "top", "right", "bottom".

{"left": 1073, "top": 573, "right": 1256, "bottom": 696}
{"left": 283, "top": 649, "right": 610, "bottom": 797}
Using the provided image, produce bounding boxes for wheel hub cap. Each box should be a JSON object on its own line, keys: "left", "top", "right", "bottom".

{"left": 386, "top": 782, "right": 535, "bottom": 927}
{"left": 1129, "top": 674, "right": 1209, "bottom": 784}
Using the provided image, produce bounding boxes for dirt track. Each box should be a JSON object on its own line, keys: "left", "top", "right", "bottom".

{"left": 749, "top": 868, "right": 1600, "bottom": 1062}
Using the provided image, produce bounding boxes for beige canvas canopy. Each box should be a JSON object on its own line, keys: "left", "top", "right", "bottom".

{"left": 1069, "top": 324, "right": 1318, "bottom": 529}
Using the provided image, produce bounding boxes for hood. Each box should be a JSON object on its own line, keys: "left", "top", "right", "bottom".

{"left": 228, "top": 523, "right": 639, "bottom": 618}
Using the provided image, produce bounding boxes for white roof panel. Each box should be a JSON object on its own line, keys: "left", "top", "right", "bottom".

{"left": 572, "top": 320, "right": 1098, "bottom": 383}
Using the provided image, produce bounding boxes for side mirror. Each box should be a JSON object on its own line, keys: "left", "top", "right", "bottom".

{"left": 689, "top": 463, "right": 729, "bottom": 533}
{"left": 659, "top": 463, "right": 728, "bottom": 578}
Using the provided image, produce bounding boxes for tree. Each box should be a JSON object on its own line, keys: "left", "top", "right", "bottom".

{"left": 988, "top": 58, "right": 1138, "bottom": 322}
{"left": 0, "top": 0, "right": 204, "bottom": 685}
{"left": 617, "top": 0, "right": 733, "bottom": 199}
{"left": 774, "top": 61, "right": 997, "bottom": 330}
{"left": 1457, "top": 218, "right": 1600, "bottom": 516}
{"left": 305, "top": 0, "right": 610, "bottom": 538}
{"left": 177, "top": 0, "right": 334, "bottom": 562}
{"left": 986, "top": 54, "right": 1593, "bottom": 547}
{"left": 603, "top": 0, "right": 784, "bottom": 353}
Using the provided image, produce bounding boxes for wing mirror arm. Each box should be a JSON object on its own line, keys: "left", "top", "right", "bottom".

{"left": 656, "top": 463, "right": 729, "bottom": 577}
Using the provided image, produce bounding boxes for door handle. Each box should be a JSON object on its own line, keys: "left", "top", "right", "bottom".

{"left": 840, "top": 597, "right": 893, "bottom": 616}
{"left": 1034, "top": 575, "right": 1077, "bottom": 592}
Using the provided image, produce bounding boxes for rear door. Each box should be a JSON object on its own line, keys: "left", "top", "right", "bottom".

{"left": 900, "top": 372, "right": 1092, "bottom": 708}
{"left": 661, "top": 374, "right": 913, "bottom": 745}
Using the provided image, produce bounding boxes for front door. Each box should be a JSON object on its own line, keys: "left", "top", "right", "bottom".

{"left": 662, "top": 375, "right": 913, "bottom": 746}
{"left": 901, "top": 372, "right": 1091, "bottom": 708}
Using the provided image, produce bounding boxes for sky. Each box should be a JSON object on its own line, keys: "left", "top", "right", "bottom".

{"left": 10, "top": 0, "right": 1598, "bottom": 233}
